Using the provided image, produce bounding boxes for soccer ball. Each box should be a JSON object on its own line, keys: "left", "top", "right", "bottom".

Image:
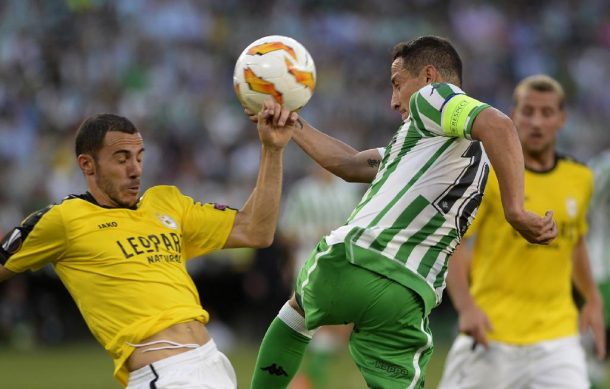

{"left": 233, "top": 35, "right": 316, "bottom": 113}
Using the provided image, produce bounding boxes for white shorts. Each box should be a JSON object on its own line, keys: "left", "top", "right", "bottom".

{"left": 438, "top": 334, "right": 589, "bottom": 389}
{"left": 126, "top": 339, "right": 237, "bottom": 389}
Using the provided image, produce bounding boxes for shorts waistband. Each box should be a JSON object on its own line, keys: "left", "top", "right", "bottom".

{"left": 128, "top": 339, "right": 217, "bottom": 383}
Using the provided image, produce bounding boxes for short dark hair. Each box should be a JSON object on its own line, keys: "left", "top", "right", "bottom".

{"left": 74, "top": 114, "right": 139, "bottom": 157}
{"left": 392, "top": 36, "right": 463, "bottom": 86}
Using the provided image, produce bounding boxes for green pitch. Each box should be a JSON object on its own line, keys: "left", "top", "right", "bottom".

{"left": 0, "top": 341, "right": 449, "bottom": 388}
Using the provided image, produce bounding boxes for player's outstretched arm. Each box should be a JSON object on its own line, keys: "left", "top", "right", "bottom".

{"left": 572, "top": 237, "right": 607, "bottom": 359}
{"left": 225, "top": 101, "right": 296, "bottom": 249}
{"left": 244, "top": 108, "right": 381, "bottom": 183}
{"left": 292, "top": 118, "right": 381, "bottom": 183}
{"left": 0, "top": 265, "right": 16, "bottom": 282}
{"left": 471, "top": 108, "right": 557, "bottom": 244}
{"left": 447, "top": 240, "right": 493, "bottom": 348}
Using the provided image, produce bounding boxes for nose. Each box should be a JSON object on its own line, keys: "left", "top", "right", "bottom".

{"left": 128, "top": 158, "right": 142, "bottom": 178}
{"left": 391, "top": 89, "right": 400, "bottom": 111}
{"left": 530, "top": 112, "right": 544, "bottom": 128}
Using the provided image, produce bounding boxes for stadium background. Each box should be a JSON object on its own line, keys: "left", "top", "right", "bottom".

{"left": 0, "top": 0, "right": 609, "bottom": 387}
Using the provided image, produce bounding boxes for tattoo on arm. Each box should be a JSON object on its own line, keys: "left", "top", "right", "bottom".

{"left": 367, "top": 159, "right": 381, "bottom": 168}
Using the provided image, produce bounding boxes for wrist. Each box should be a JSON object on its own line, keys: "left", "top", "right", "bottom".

{"left": 456, "top": 298, "right": 478, "bottom": 315}
{"left": 504, "top": 206, "right": 525, "bottom": 224}
{"left": 261, "top": 144, "right": 286, "bottom": 154}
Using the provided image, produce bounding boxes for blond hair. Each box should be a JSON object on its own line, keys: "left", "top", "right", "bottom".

{"left": 513, "top": 74, "right": 565, "bottom": 110}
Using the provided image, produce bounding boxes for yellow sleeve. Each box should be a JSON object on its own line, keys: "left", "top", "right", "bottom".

{"left": 2, "top": 205, "right": 67, "bottom": 272}
{"left": 178, "top": 195, "right": 237, "bottom": 259}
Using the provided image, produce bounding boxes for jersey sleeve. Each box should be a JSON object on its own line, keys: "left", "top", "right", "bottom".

{"left": 464, "top": 169, "right": 499, "bottom": 239}
{"left": 409, "top": 83, "right": 490, "bottom": 140}
{"left": 175, "top": 192, "right": 237, "bottom": 259}
{"left": 1, "top": 205, "right": 67, "bottom": 272}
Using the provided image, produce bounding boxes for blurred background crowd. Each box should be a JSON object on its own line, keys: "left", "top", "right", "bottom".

{"left": 1, "top": 0, "right": 610, "bottom": 385}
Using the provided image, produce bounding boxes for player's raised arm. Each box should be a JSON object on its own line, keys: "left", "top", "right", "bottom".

{"left": 292, "top": 118, "right": 381, "bottom": 183}
{"left": 471, "top": 107, "right": 557, "bottom": 244}
{"left": 243, "top": 109, "right": 381, "bottom": 183}
{"left": 224, "top": 100, "right": 296, "bottom": 249}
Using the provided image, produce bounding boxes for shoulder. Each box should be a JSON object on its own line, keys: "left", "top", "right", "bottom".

{"left": 410, "top": 82, "right": 465, "bottom": 108}
{"left": 141, "top": 185, "right": 181, "bottom": 197}
{"left": 557, "top": 154, "right": 593, "bottom": 177}
{"left": 139, "top": 185, "right": 185, "bottom": 203}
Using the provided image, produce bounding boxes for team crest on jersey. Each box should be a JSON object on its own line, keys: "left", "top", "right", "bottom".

{"left": 566, "top": 197, "right": 578, "bottom": 217}
{"left": 157, "top": 214, "right": 178, "bottom": 230}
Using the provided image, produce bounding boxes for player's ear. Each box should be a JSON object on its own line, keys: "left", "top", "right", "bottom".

{"left": 423, "top": 65, "right": 440, "bottom": 84}
{"left": 78, "top": 154, "right": 96, "bottom": 176}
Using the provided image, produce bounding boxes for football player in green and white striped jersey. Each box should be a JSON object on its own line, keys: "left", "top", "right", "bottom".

{"left": 251, "top": 36, "right": 557, "bottom": 389}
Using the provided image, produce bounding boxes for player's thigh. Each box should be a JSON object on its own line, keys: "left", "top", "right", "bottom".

{"left": 294, "top": 240, "right": 357, "bottom": 329}
{"left": 348, "top": 280, "right": 433, "bottom": 389}
{"left": 530, "top": 336, "right": 589, "bottom": 389}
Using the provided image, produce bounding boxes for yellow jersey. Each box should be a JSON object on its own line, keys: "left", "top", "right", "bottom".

{"left": 1, "top": 185, "right": 236, "bottom": 385}
{"left": 466, "top": 156, "right": 592, "bottom": 344}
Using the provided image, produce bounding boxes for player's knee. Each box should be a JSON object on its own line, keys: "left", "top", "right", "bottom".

{"left": 288, "top": 295, "right": 305, "bottom": 317}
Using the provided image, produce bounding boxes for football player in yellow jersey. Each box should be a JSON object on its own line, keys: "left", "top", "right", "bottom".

{"left": 438, "top": 74, "right": 606, "bottom": 388}
{"left": 0, "top": 100, "right": 298, "bottom": 388}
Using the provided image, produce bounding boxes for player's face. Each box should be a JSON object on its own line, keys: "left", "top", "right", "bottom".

{"left": 390, "top": 57, "right": 427, "bottom": 121}
{"left": 93, "top": 131, "right": 144, "bottom": 208}
{"left": 512, "top": 90, "right": 565, "bottom": 158}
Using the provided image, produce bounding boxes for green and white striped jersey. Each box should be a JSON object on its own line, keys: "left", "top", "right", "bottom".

{"left": 325, "top": 83, "right": 490, "bottom": 314}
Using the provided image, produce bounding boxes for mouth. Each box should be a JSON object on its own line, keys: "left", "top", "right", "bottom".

{"left": 126, "top": 184, "right": 140, "bottom": 195}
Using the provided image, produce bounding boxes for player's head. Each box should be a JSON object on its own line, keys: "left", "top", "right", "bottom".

{"left": 75, "top": 114, "right": 144, "bottom": 208}
{"left": 511, "top": 74, "right": 566, "bottom": 159}
{"left": 390, "top": 36, "right": 462, "bottom": 120}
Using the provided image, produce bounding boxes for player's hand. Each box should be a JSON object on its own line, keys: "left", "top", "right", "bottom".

{"left": 580, "top": 297, "right": 607, "bottom": 360}
{"left": 245, "top": 108, "right": 258, "bottom": 123}
{"left": 256, "top": 99, "right": 298, "bottom": 150}
{"left": 458, "top": 303, "right": 493, "bottom": 349}
{"left": 507, "top": 210, "right": 557, "bottom": 245}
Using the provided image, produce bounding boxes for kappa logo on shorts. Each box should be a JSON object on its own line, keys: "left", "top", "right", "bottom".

{"left": 374, "top": 360, "right": 409, "bottom": 378}
{"left": 261, "top": 363, "right": 288, "bottom": 376}
{"left": 157, "top": 214, "right": 178, "bottom": 230}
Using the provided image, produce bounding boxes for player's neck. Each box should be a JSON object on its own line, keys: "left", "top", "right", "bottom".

{"left": 524, "top": 150, "right": 556, "bottom": 172}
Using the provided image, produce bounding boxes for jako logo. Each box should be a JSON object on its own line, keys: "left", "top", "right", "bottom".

{"left": 98, "top": 222, "right": 118, "bottom": 229}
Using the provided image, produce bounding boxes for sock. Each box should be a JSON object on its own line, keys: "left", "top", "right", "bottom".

{"left": 304, "top": 348, "right": 333, "bottom": 388}
{"left": 251, "top": 303, "right": 313, "bottom": 389}
{"left": 303, "top": 329, "right": 341, "bottom": 388}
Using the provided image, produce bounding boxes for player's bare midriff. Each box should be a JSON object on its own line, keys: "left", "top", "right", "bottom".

{"left": 126, "top": 320, "right": 210, "bottom": 371}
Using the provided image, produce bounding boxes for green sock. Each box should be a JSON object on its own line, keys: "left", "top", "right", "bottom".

{"left": 304, "top": 349, "right": 333, "bottom": 389}
{"left": 251, "top": 317, "right": 311, "bottom": 389}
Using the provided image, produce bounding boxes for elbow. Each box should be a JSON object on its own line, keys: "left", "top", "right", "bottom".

{"left": 250, "top": 233, "right": 274, "bottom": 249}
{"left": 322, "top": 161, "right": 363, "bottom": 183}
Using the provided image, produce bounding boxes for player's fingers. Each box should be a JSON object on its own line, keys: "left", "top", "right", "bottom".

{"left": 594, "top": 327, "right": 607, "bottom": 359}
{"left": 277, "top": 107, "right": 291, "bottom": 127}
{"left": 474, "top": 327, "right": 489, "bottom": 349}
{"left": 272, "top": 102, "right": 282, "bottom": 126}
{"left": 288, "top": 111, "right": 299, "bottom": 125}
{"left": 245, "top": 108, "right": 258, "bottom": 123}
